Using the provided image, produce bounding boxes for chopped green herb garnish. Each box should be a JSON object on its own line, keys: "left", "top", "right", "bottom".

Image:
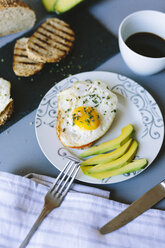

{"left": 83, "top": 99, "right": 88, "bottom": 104}
{"left": 89, "top": 115, "right": 94, "bottom": 119}
{"left": 78, "top": 65, "right": 82, "bottom": 70}
{"left": 85, "top": 118, "right": 90, "bottom": 123}
{"left": 92, "top": 99, "right": 98, "bottom": 104}
{"left": 65, "top": 108, "right": 71, "bottom": 113}
{"left": 89, "top": 94, "right": 95, "bottom": 98}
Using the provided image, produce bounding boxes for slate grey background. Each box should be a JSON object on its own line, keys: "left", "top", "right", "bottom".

{"left": 0, "top": 0, "right": 165, "bottom": 209}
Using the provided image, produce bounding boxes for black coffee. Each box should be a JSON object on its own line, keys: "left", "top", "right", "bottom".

{"left": 125, "top": 32, "right": 165, "bottom": 58}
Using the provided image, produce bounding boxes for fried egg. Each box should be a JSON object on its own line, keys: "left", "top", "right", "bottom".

{"left": 56, "top": 80, "right": 118, "bottom": 148}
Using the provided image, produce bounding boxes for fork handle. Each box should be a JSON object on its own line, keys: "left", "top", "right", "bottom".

{"left": 19, "top": 207, "right": 50, "bottom": 248}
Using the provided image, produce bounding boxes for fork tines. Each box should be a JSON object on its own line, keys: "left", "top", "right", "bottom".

{"left": 50, "top": 161, "right": 80, "bottom": 199}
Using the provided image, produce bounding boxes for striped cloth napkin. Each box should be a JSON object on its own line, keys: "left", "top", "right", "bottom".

{"left": 0, "top": 171, "right": 165, "bottom": 248}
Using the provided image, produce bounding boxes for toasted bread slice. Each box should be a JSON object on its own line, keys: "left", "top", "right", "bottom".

{"left": 0, "top": 78, "right": 13, "bottom": 126}
{"left": 27, "top": 17, "right": 75, "bottom": 63}
{"left": 13, "top": 37, "right": 44, "bottom": 77}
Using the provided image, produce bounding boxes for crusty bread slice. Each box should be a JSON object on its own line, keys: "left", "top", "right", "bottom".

{"left": 0, "top": 78, "right": 13, "bottom": 126}
{"left": 13, "top": 37, "right": 44, "bottom": 77}
{"left": 0, "top": 101, "right": 13, "bottom": 126}
{"left": 27, "top": 17, "right": 75, "bottom": 63}
{"left": 0, "top": 0, "right": 36, "bottom": 37}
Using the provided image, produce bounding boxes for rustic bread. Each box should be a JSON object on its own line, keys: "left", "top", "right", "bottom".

{"left": 13, "top": 37, "right": 44, "bottom": 77}
{"left": 27, "top": 17, "right": 75, "bottom": 63}
{"left": 0, "top": 0, "right": 36, "bottom": 37}
{"left": 0, "top": 78, "right": 13, "bottom": 126}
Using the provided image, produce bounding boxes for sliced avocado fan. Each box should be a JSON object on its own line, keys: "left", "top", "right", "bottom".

{"left": 82, "top": 159, "right": 148, "bottom": 179}
{"left": 81, "top": 140, "right": 138, "bottom": 174}
{"left": 81, "top": 138, "right": 133, "bottom": 166}
{"left": 80, "top": 124, "right": 134, "bottom": 158}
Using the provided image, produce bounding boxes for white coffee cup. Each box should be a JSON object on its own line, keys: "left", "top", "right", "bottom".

{"left": 118, "top": 10, "right": 165, "bottom": 76}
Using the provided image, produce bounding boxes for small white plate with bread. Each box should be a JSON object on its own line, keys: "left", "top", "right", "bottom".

{"left": 35, "top": 71, "right": 164, "bottom": 184}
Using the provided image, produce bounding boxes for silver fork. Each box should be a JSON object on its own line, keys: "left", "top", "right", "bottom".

{"left": 19, "top": 160, "right": 80, "bottom": 248}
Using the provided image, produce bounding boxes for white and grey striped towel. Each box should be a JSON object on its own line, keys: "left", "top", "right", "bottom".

{"left": 0, "top": 171, "right": 165, "bottom": 248}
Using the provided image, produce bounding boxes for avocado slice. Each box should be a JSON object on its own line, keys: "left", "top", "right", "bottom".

{"left": 83, "top": 159, "right": 148, "bottom": 179}
{"left": 81, "top": 140, "right": 138, "bottom": 174}
{"left": 42, "top": 0, "right": 57, "bottom": 11}
{"left": 80, "top": 124, "right": 134, "bottom": 158}
{"left": 54, "top": 0, "right": 83, "bottom": 13}
{"left": 81, "top": 138, "right": 133, "bottom": 166}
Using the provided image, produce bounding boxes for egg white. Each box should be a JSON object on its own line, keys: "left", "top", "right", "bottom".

{"left": 56, "top": 80, "right": 118, "bottom": 147}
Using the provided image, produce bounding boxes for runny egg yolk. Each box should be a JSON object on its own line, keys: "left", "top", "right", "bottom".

{"left": 72, "top": 106, "right": 100, "bottom": 130}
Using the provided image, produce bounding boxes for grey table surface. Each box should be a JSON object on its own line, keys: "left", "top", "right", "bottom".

{"left": 0, "top": 0, "right": 165, "bottom": 209}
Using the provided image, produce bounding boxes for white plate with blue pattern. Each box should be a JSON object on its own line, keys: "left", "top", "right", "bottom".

{"left": 35, "top": 71, "right": 164, "bottom": 184}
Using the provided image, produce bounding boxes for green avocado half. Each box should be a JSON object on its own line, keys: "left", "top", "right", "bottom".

{"left": 42, "top": 0, "right": 57, "bottom": 11}
{"left": 81, "top": 138, "right": 133, "bottom": 166}
{"left": 42, "top": 0, "right": 83, "bottom": 13}
{"left": 82, "top": 159, "right": 148, "bottom": 179}
{"left": 55, "top": 0, "right": 83, "bottom": 13}
{"left": 80, "top": 124, "right": 134, "bottom": 158}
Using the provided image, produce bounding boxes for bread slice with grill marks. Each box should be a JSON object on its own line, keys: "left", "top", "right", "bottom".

{"left": 13, "top": 37, "right": 44, "bottom": 77}
{"left": 27, "top": 18, "right": 75, "bottom": 63}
